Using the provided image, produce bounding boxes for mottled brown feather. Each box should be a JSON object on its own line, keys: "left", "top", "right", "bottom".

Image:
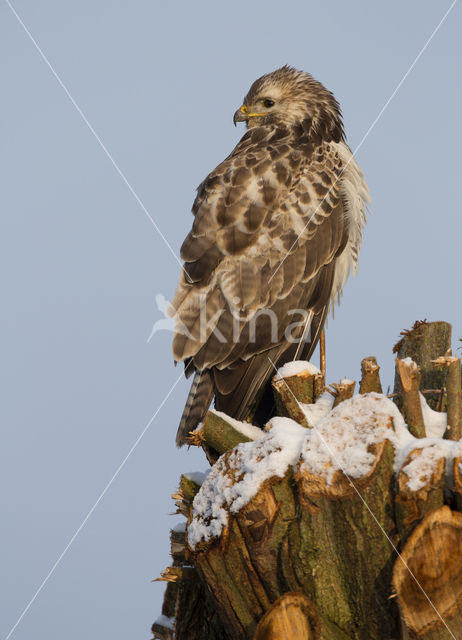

{"left": 172, "top": 66, "right": 369, "bottom": 444}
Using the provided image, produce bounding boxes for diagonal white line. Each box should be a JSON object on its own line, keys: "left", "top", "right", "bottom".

{"left": 269, "top": 0, "right": 458, "bottom": 284}
{"left": 3, "top": 365, "right": 189, "bottom": 640}
{"left": 4, "top": 0, "right": 192, "bottom": 282}
{"left": 352, "top": 0, "right": 457, "bottom": 159}
{"left": 267, "top": 357, "right": 457, "bottom": 639}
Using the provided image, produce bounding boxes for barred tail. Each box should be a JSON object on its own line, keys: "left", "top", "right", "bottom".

{"left": 176, "top": 370, "right": 214, "bottom": 446}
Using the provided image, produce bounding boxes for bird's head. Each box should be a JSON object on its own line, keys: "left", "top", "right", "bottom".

{"left": 233, "top": 65, "right": 344, "bottom": 142}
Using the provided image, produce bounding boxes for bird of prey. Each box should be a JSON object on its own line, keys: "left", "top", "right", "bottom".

{"left": 171, "top": 66, "right": 369, "bottom": 446}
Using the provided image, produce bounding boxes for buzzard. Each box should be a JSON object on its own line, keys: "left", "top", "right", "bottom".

{"left": 172, "top": 66, "right": 369, "bottom": 445}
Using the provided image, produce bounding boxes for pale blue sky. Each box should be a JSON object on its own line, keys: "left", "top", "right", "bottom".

{"left": 1, "top": 1, "right": 461, "bottom": 638}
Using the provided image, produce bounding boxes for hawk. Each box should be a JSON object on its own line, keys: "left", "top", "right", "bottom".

{"left": 171, "top": 66, "right": 369, "bottom": 445}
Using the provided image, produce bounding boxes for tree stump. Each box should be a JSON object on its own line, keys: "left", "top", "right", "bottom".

{"left": 393, "top": 321, "right": 451, "bottom": 411}
{"left": 393, "top": 506, "right": 462, "bottom": 639}
{"left": 253, "top": 593, "right": 322, "bottom": 640}
{"left": 359, "top": 356, "right": 383, "bottom": 394}
{"left": 153, "top": 321, "right": 462, "bottom": 640}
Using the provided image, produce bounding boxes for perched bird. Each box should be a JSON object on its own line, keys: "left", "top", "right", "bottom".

{"left": 171, "top": 66, "right": 369, "bottom": 445}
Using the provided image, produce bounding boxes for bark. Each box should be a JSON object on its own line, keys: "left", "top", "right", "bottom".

{"left": 395, "top": 358, "right": 426, "bottom": 438}
{"left": 445, "top": 356, "right": 462, "bottom": 440}
{"left": 153, "top": 527, "right": 231, "bottom": 640}
{"left": 293, "top": 439, "right": 398, "bottom": 639}
{"left": 393, "top": 506, "right": 462, "bottom": 639}
{"left": 432, "top": 354, "right": 462, "bottom": 441}
{"left": 151, "top": 617, "right": 174, "bottom": 640}
{"left": 359, "top": 356, "right": 383, "bottom": 394}
{"left": 393, "top": 321, "right": 451, "bottom": 410}
{"left": 190, "top": 474, "right": 293, "bottom": 640}
{"left": 453, "top": 456, "right": 462, "bottom": 514}
{"left": 152, "top": 578, "right": 176, "bottom": 640}
{"left": 320, "top": 330, "right": 326, "bottom": 378}
{"left": 174, "top": 574, "right": 231, "bottom": 640}
{"left": 194, "top": 410, "right": 259, "bottom": 455}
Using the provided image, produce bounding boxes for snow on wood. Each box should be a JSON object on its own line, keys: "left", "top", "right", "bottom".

{"left": 274, "top": 360, "right": 321, "bottom": 379}
{"left": 419, "top": 392, "right": 447, "bottom": 437}
{"left": 187, "top": 418, "right": 306, "bottom": 549}
{"left": 187, "top": 390, "right": 461, "bottom": 551}
{"left": 300, "top": 391, "right": 334, "bottom": 425}
{"left": 183, "top": 471, "right": 208, "bottom": 486}
{"left": 210, "top": 410, "right": 265, "bottom": 441}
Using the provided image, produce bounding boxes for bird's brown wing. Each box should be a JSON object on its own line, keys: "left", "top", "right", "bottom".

{"left": 172, "top": 127, "right": 348, "bottom": 443}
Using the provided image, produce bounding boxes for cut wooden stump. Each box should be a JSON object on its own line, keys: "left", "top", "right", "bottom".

{"left": 196, "top": 411, "right": 259, "bottom": 454}
{"left": 294, "top": 436, "right": 398, "bottom": 638}
{"left": 329, "top": 379, "right": 356, "bottom": 407}
{"left": 272, "top": 368, "right": 324, "bottom": 426}
{"left": 432, "top": 353, "right": 462, "bottom": 441}
{"left": 444, "top": 355, "right": 462, "bottom": 440}
{"left": 395, "top": 448, "right": 445, "bottom": 543}
{"left": 393, "top": 320, "right": 451, "bottom": 411}
{"left": 395, "top": 357, "right": 426, "bottom": 438}
{"left": 185, "top": 402, "right": 399, "bottom": 639}
{"left": 253, "top": 592, "right": 319, "bottom": 640}
{"left": 393, "top": 506, "right": 462, "bottom": 639}
{"left": 154, "top": 321, "right": 462, "bottom": 640}
{"left": 359, "top": 356, "right": 383, "bottom": 394}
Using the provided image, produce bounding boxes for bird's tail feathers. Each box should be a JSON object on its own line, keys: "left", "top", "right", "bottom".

{"left": 176, "top": 370, "right": 214, "bottom": 447}
{"left": 214, "top": 308, "right": 326, "bottom": 426}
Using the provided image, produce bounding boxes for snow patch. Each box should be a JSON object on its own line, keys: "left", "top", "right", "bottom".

{"left": 401, "top": 444, "right": 449, "bottom": 491}
{"left": 153, "top": 615, "right": 174, "bottom": 630}
{"left": 401, "top": 356, "right": 418, "bottom": 368}
{"left": 274, "top": 360, "right": 321, "bottom": 379}
{"left": 393, "top": 436, "right": 462, "bottom": 490}
{"left": 419, "top": 392, "right": 447, "bottom": 438}
{"left": 301, "top": 391, "right": 334, "bottom": 426}
{"left": 211, "top": 410, "right": 265, "bottom": 441}
{"left": 183, "top": 471, "right": 208, "bottom": 486}
{"left": 300, "top": 393, "right": 398, "bottom": 483}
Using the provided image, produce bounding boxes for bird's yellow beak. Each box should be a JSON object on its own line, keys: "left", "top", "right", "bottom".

{"left": 233, "top": 104, "right": 266, "bottom": 126}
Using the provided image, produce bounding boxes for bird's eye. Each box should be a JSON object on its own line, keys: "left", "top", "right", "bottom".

{"left": 263, "top": 99, "right": 275, "bottom": 108}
